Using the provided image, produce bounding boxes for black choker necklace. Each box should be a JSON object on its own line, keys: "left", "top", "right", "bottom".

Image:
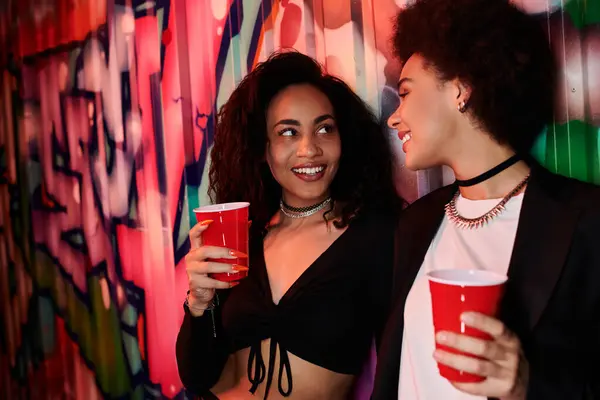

{"left": 280, "top": 197, "right": 332, "bottom": 219}
{"left": 455, "top": 154, "right": 521, "bottom": 187}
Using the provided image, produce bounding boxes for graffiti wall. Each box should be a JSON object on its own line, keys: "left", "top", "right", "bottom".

{"left": 0, "top": 0, "right": 598, "bottom": 399}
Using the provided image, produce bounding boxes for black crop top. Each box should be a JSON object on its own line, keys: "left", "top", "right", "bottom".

{"left": 176, "top": 212, "right": 395, "bottom": 399}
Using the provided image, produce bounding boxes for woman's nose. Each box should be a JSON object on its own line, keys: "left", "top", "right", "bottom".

{"left": 297, "top": 135, "right": 321, "bottom": 158}
{"left": 387, "top": 107, "right": 402, "bottom": 129}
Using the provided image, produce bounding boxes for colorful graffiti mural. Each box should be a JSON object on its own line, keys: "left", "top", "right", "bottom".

{"left": 0, "top": 0, "right": 598, "bottom": 399}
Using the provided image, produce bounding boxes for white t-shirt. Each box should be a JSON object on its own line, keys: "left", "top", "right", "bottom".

{"left": 398, "top": 193, "right": 524, "bottom": 399}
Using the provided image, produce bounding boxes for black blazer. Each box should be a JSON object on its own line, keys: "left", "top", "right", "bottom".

{"left": 372, "top": 165, "right": 600, "bottom": 400}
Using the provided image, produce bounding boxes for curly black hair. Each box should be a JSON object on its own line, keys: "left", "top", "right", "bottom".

{"left": 392, "top": 0, "right": 556, "bottom": 155}
{"left": 209, "top": 50, "right": 404, "bottom": 231}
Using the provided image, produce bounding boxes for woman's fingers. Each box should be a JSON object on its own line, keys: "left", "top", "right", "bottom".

{"left": 189, "top": 220, "right": 213, "bottom": 249}
{"left": 186, "top": 260, "right": 248, "bottom": 275}
{"left": 185, "top": 245, "right": 248, "bottom": 264}
{"left": 189, "top": 274, "right": 237, "bottom": 291}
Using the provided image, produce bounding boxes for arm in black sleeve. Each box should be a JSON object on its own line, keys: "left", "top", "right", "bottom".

{"left": 176, "top": 289, "right": 231, "bottom": 396}
{"left": 524, "top": 312, "right": 600, "bottom": 399}
{"left": 525, "top": 208, "right": 600, "bottom": 399}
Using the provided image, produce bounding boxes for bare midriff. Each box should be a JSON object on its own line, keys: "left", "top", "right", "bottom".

{"left": 214, "top": 338, "right": 355, "bottom": 399}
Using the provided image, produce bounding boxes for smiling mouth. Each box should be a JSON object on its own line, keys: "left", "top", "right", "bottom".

{"left": 399, "top": 132, "right": 412, "bottom": 144}
{"left": 291, "top": 165, "right": 326, "bottom": 175}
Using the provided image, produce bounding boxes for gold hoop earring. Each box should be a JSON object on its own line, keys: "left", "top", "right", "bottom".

{"left": 457, "top": 101, "right": 467, "bottom": 113}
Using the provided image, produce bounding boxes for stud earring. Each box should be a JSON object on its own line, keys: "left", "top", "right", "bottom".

{"left": 457, "top": 101, "right": 467, "bottom": 113}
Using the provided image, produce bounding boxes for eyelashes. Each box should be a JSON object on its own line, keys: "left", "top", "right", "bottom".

{"left": 317, "top": 123, "right": 335, "bottom": 134}
{"left": 398, "top": 92, "right": 410, "bottom": 105}
{"left": 278, "top": 127, "right": 296, "bottom": 137}
{"left": 277, "top": 123, "right": 336, "bottom": 137}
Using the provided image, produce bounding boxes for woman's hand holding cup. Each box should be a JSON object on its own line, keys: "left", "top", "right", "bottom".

{"left": 185, "top": 220, "right": 248, "bottom": 317}
{"left": 434, "top": 312, "right": 529, "bottom": 399}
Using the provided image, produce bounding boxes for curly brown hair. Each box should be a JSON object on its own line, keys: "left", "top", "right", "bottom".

{"left": 208, "top": 50, "right": 404, "bottom": 231}
{"left": 392, "top": 0, "right": 556, "bottom": 155}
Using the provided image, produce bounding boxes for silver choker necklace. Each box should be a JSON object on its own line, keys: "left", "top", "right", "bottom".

{"left": 445, "top": 174, "right": 530, "bottom": 229}
{"left": 280, "top": 197, "right": 332, "bottom": 219}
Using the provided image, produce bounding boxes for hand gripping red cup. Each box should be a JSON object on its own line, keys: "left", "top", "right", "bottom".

{"left": 194, "top": 202, "right": 250, "bottom": 283}
{"left": 427, "top": 269, "right": 507, "bottom": 383}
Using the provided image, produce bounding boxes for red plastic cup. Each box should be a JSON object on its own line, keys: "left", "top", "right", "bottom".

{"left": 427, "top": 269, "right": 507, "bottom": 383}
{"left": 194, "top": 202, "right": 250, "bottom": 283}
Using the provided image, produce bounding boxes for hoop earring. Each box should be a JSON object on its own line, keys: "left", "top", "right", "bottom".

{"left": 457, "top": 101, "right": 467, "bottom": 113}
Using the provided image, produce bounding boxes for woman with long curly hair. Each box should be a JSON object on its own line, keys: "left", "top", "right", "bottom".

{"left": 176, "top": 50, "right": 404, "bottom": 400}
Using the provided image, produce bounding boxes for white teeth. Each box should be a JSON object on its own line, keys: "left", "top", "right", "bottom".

{"left": 400, "top": 133, "right": 412, "bottom": 144}
{"left": 292, "top": 165, "right": 325, "bottom": 175}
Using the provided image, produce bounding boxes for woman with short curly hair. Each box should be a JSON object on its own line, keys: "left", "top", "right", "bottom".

{"left": 177, "top": 50, "right": 404, "bottom": 400}
{"left": 373, "top": 0, "right": 600, "bottom": 399}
